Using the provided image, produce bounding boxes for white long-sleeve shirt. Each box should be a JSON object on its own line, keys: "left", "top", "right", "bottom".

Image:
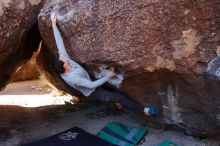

{"left": 52, "top": 24, "right": 110, "bottom": 96}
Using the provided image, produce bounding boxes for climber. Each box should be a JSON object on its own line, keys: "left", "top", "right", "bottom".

{"left": 50, "top": 12, "right": 160, "bottom": 116}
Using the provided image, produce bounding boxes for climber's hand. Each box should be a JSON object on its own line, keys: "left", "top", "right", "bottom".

{"left": 51, "top": 12, "right": 57, "bottom": 26}
{"left": 106, "top": 70, "right": 115, "bottom": 78}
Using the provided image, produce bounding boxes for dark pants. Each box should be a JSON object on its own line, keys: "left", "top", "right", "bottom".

{"left": 88, "top": 88, "right": 144, "bottom": 113}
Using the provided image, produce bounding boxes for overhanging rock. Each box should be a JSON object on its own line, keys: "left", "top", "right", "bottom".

{"left": 37, "top": 0, "right": 220, "bottom": 138}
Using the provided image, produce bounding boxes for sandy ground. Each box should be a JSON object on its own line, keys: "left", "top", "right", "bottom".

{"left": 0, "top": 80, "right": 219, "bottom": 146}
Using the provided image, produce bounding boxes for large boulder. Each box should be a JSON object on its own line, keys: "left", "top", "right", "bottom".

{"left": 0, "top": 0, "right": 44, "bottom": 89}
{"left": 38, "top": 0, "right": 220, "bottom": 138}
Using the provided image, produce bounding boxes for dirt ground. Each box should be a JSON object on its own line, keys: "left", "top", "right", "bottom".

{"left": 0, "top": 80, "right": 219, "bottom": 146}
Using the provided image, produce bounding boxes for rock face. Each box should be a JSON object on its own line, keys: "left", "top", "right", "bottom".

{"left": 38, "top": 0, "right": 220, "bottom": 138}
{"left": 39, "top": 0, "right": 220, "bottom": 75}
{"left": 0, "top": 0, "right": 43, "bottom": 89}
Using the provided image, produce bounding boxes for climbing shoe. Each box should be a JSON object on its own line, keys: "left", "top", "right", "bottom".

{"left": 144, "top": 107, "right": 160, "bottom": 116}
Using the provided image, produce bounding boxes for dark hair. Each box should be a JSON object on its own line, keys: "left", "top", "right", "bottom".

{"left": 51, "top": 57, "right": 65, "bottom": 74}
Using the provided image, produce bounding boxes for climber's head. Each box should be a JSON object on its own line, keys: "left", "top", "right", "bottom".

{"left": 62, "top": 59, "right": 71, "bottom": 72}
{"left": 51, "top": 57, "right": 71, "bottom": 74}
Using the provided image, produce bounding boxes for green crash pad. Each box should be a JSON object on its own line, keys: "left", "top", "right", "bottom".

{"left": 97, "top": 122, "right": 148, "bottom": 146}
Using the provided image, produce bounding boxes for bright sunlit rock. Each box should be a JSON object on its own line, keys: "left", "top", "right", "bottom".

{"left": 0, "top": 80, "right": 73, "bottom": 108}
{"left": 0, "top": 94, "right": 73, "bottom": 107}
